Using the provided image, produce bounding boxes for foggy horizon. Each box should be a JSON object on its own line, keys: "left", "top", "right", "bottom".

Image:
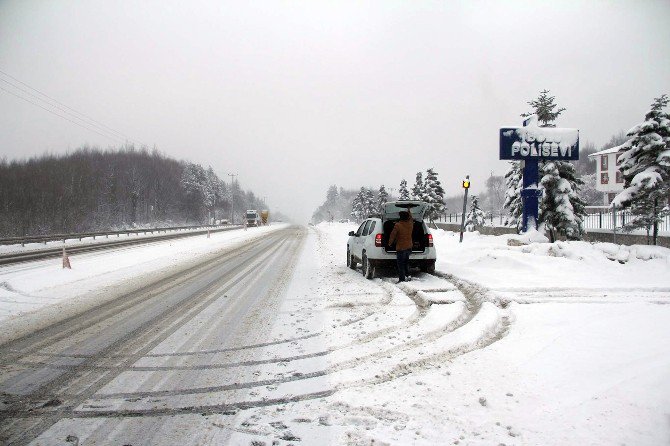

{"left": 1, "top": 0, "right": 669, "bottom": 222}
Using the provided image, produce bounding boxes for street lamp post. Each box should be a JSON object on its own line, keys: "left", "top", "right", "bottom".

{"left": 459, "top": 175, "right": 470, "bottom": 243}
{"left": 227, "top": 173, "right": 238, "bottom": 225}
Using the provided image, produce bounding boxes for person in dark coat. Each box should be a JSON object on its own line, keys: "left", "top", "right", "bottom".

{"left": 388, "top": 210, "right": 413, "bottom": 282}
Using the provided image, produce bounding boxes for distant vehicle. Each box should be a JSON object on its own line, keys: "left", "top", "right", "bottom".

{"left": 218, "top": 219, "right": 229, "bottom": 225}
{"left": 339, "top": 219, "right": 352, "bottom": 224}
{"left": 246, "top": 210, "right": 259, "bottom": 227}
{"left": 260, "top": 210, "right": 269, "bottom": 225}
{"left": 347, "top": 200, "right": 436, "bottom": 279}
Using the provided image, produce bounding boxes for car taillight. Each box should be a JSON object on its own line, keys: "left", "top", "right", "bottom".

{"left": 375, "top": 233, "right": 383, "bottom": 247}
{"left": 427, "top": 233, "right": 433, "bottom": 247}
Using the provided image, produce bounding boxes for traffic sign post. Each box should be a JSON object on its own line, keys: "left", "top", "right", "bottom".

{"left": 499, "top": 115, "right": 579, "bottom": 232}
{"left": 520, "top": 160, "right": 542, "bottom": 232}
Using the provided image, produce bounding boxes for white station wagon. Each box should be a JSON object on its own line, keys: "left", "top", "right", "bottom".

{"left": 347, "top": 201, "right": 437, "bottom": 279}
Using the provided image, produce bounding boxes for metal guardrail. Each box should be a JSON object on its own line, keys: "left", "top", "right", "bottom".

{"left": 0, "top": 225, "right": 242, "bottom": 266}
{"left": 0, "top": 224, "right": 235, "bottom": 247}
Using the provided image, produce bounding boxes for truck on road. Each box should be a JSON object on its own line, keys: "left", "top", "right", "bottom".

{"left": 246, "top": 210, "right": 259, "bottom": 227}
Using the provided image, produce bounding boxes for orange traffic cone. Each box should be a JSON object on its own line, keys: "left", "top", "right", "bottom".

{"left": 62, "top": 247, "right": 71, "bottom": 269}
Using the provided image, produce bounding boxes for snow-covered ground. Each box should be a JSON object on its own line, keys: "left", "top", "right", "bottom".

{"left": 1, "top": 222, "right": 669, "bottom": 445}
{"left": 223, "top": 223, "right": 670, "bottom": 445}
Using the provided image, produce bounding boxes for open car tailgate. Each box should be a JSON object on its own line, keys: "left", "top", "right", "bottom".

{"left": 382, "top": 201, "right": 428, "bottom": 222}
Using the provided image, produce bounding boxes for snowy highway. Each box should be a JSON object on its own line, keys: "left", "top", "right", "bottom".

{"left": 0, "top": 226, "right": 305, "bottom": 444}
{"left": 0, "top": 223, "right": 669, "bottom": 445}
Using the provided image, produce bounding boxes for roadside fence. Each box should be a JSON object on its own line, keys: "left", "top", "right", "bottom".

{"left": 437, "top": 210, "right": 670, "bottom": 233}
{"left": 582, "top": 208, "right": 670, "bottom": 232}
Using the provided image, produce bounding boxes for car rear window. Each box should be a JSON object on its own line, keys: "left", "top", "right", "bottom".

{"left": 383, "top": 203, "right": 426, "bottom": 221}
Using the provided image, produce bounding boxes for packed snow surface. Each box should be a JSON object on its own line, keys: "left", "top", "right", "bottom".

{"left": 0, "top": 224, "right": 285, "bottom": 342}
{"left": 2, "top": 222, "right": 669, "bottom": 445}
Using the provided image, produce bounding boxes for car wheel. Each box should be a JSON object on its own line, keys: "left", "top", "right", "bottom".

{"left": 363, "top": 254, "right": 375, "bottom": 279}
{"left": 348, "top": 248, "right": 356, "bottom": 269}
{"left": 420, "top": 260, "right": 436, "bottom": 274}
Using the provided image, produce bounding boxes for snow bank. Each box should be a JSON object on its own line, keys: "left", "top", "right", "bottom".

{"left": 432, "top": 228, "right": 670, "bottom": 290}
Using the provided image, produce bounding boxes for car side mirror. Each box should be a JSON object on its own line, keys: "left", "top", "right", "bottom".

{"left": 348, "top": 231, "right": 355, "bottom": 236}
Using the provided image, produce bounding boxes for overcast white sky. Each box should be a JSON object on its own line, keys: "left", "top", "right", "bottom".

{"left": 1, "top": 0, "right": 669, "bottom": 222}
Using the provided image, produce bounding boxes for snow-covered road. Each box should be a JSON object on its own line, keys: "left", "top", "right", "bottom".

{"left": 1, "top": 222, "right": 669, "bottom": 445}
{"left": 0, "top": 225, "right": 305, "bottom": 444}
{"left": 221, "top": 224, "right": 670, "bottom": 446}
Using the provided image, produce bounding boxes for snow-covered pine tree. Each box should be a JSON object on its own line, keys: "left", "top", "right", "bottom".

{"left": 399, "top": 179, "right": 410, "bottom": 200}
{"left": 464, "top": 195, "right": 486, "bottom": 231}
{"left": 503, "top": 161, "right": 523, "bottom": 231}
{"left": 350, "top": 188, "right": 366, "bottom": 222}
{"left": 612, "top": 95, "right": 670, "bottom": 244}
{"left": 539, "top": 161, "right": 586, "bottom": 241}
{"left": 412, "top": 172, "right": 426, "bottom": 201}
{"left": 363, "top": 187, "right": 376, "bottom": 217}
{"left": 326, "top": 185, "right": 339, "bottom": 203}
{"left": 424, "top": 168, "right": 445, "bottom": 221}
{"left": 377, "top": 185, "right": 389, "bottom": 214}
{"left": 625, "top": 196, "right": 662, "bottom": 242}
{"left": 521, "top": 89, "right": 586, "bottom": 239}
{"left": 521, "top": 89, "right": 566, "bottom": 127}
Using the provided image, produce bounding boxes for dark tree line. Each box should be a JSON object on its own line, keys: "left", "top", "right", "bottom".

{"left": 0, "top": 146, "right": 267, "bottom": 237}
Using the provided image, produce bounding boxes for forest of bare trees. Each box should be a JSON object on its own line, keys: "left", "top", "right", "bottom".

{"left": 0, "top": 146, "right": 267, "bottom": 237}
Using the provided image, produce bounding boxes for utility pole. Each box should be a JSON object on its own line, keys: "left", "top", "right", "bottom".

{"left": 227, "top": 173, "right": 238, "bottom": 225}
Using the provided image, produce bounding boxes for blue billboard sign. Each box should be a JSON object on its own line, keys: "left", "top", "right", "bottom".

{"left": 499, "top": 126, "right": 579, "bottom": 161}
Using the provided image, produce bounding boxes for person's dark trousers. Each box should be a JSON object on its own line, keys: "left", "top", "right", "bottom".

{"left": 396, "top": 249, "right": 411, "bottom": 281}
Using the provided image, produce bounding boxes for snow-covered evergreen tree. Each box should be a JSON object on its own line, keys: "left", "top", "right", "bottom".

{"left": 503, "top": 162, "right": 523, "bottom": 231}
{"left": 464, "top": 195, "right": 486, "bottom": 231}
{"left": 520, "top": 90, "right": 586, "bottom": 239}
{"left": 424, "top": 168, "right": 445, "bottom": 221}
{"left": 625, "top": 196, "right": 663, "bottom": 240}
{"left": 363, "top": 187, "right": 376, "bottom": 217}
{"left": 350, "top": 188, "right": 366, "bottom": 222}
{"left": 203, "top": 167, "right": 218, "bottom": 210}
{"left": 351, "top": 187, "right": 378, "bottom": 221}
{"left": 377, "top": 185, "right": 389, "bottom": 214}
{"left": 539, "top": 161, "right": 586, "bottom": 241}
{"left": 326, "top": 185, "right": 339, "bottom": 203}
{"left": 612, "top": 94, "right": 670, "bottom": 243}
{"left": 412, "top": 172, "right": 426, "bottom": 201}
{"left": 311, "top": 186, "right": 358, "bottom": 223}
{"left": 521, "top": 89, "right": 566, "bottom": 127}
{"left": 399, "top": 179, "right": 410, "bottom": 200}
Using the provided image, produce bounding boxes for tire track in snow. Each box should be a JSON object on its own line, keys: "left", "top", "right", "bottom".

{"left": 4, "top": 230, "right": 513, "bottom": 428}
{"left": 0, "top": 231, "right": 299, "bottom": 444}
{"left": 12, "top": 271, "right": 511, "bottom": 419}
